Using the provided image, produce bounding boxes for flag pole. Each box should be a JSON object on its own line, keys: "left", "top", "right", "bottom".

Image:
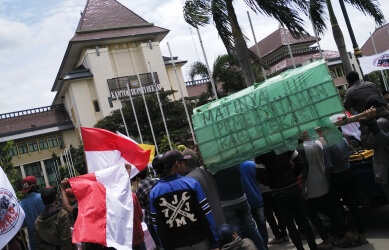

{"left": 126, "top": 83, "right": 144, "bottom": 144}
{"left": 282, "top": 25, "right": 296, "bottom": 69}
{"left": 370, "top": 32, "right": 388, "bottom": 91}
{"left": 138, "top": 75, "right": 159, "bottom": 155}
{"left": 67, "top": 146, "right": 77, "bottom": 176}
{"left": 309, "top": 9, "right": 323, "bottom": 59}
{"left": 115, "top": 92, "right": 130, "bottom": 137}
{"left": 247, "top": 11, "right": 267, "bottom": 80}
{"left": 148, "top": 61, "right": 173, "bottom": 150}
{"left": 167, "top": 42, "right": 197, "bottom": 145}
{"left": 196, "top": 28, "right": 218, "bottom": 100}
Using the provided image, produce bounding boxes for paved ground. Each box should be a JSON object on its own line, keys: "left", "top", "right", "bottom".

{"left": 267, "top": 204, "right": 389, "bottom": 250}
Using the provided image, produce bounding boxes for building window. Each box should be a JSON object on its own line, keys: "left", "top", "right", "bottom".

{"left": 28, "top": 140, "right": 39, "bottom": 153}
{"left": 9, "top": 145, "right": 18, "bottom": 157}
{"left": 336, "top": 67, "right": 344, "bottom": 78}
{"left": 93, "top": 100, "right": 100, "bottom": 112}
{"left": 39, "top": 138, "right": 49, "bottom": 150}
{"left": 18, "top": 142, "right": 29, "bottom": 155}
{"left": 58, "top": 135, "right": 64, "bottom": 148}
{"left": 48, "top": 136, "right": 58, "bottom": 148}
{"left": 44, "top": 159, "right": 58, "bottom": 187}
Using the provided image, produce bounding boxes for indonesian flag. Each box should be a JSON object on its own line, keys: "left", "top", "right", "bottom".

{"left": 116, "top": 131, "right": 156, "bottom": 164}
{"left": 68, "top": 164, "right": 134, "bottom": 249}
{"left": 0, "top": 167, "right": 25, "bottom": 249}
{"left": 81, "top": 127, "right": 150, "bottom": 178}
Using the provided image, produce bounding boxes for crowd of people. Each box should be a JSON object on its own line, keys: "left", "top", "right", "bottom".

{"left": 15, "top": 71, "right": 389, "bottom": 250}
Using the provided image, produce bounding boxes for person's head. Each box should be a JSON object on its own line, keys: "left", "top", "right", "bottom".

{"left": 182, "top": 148, "right": 200, "bottom": 174}
{"left": 66, "top": 188, "right": 76, "bottom": 204}
{"left": 217, "top": 224, "right": 239, "bottom": 245}
{"left": 41, "top": 187, "right": 58, "bottom": 206}
{"left": 137, "top": 168, "right": 148, "bottom": 180}
{"left": 152, "top": 154, "right": 165, "bottom": 176}
{"left": 346, "top": 71, "right": 360, "bottom": 85}
{"left": 365, "top": 95, "right": 388, "bottom": 109}
{"left": 162, "top": 149, "right": 191, "bottom": 176}
{"left": 21, "top": 176, "right": 38, "bottom": 194}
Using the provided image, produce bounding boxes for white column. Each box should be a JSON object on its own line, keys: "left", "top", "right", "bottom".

{"left": 40, "top": 160, "right": 49, "bottom": 187}
{"left": 20, "top": 165, "right": 26, "bottom": 178}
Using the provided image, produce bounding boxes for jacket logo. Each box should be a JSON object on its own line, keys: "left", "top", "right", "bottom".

{"left": 159, "top": 191, "right": 197, "bottom": 228}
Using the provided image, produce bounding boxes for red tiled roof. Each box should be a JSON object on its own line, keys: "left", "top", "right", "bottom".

{"left": 361, "top": 23, "right": 389, "bottom": 56}
{"left": 250, "top": 28, "right": 317, "bottom": 58}
{"left": 72, "top": 0, "right": 169, "bottom": 42}
{"left": 0, "top": 105, "right": 73, "bottom": 137}
{"left": 268, "top": 50, "right": 339, "bottom": 75}
{"left": 71, "top": 26, "right": 169, "bottom": 42}
{"left": 77, "top": 0, "right": 148, "bottom": 31}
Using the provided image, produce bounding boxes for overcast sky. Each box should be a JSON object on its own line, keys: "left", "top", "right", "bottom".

{"left": 0, "top": 0, "right": 388, "bottom": 114}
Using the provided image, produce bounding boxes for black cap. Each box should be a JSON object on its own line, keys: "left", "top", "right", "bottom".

{"left": 218, "top": 224, "right": 238, "bottom": 245}
{"left": 152, "top": 154, "right": 165, "bottom": 175}
{"left": 163, "top": 150, "right": 191, "bottom": 169}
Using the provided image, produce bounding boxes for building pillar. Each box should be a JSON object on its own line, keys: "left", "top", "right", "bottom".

{"left": 20, "top": 165, "right": 26, "bottom": 178}
{"left": 40, "top": 160, "right": 49, "bottom": 187}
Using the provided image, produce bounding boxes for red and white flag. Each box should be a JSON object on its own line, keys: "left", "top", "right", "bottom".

{"left": 81, "top": 127, "right": 150, "bottom": 178}
{"left": 0, "top": 167, "right": 25, "bottom": 249}
{"left": 69, "top": 164, "right": 134, "bottom": 249}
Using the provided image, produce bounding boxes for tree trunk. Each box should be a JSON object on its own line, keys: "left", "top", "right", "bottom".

{"left": 326, "top": 0, "right": 353, "bottom": 75}
{"left": 226, "top": 0, "right": 256, "bottom": 87}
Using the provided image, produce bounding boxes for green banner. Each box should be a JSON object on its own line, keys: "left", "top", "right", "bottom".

{"left": 192, "top": 60, "right": 344, "bottom": 174}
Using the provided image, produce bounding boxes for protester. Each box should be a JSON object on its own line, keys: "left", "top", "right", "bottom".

{"left": 240, "top": 160, "right": 268, "bottom": 246}
{"left": 34, "top": 186, "right": 74, "bottom": 249}
{"left": 183, "top": 148, "right": 226, "bottom": 229}
{"left": 328, "top": 134, "right": 367, "bottom": 244}
{"left": 255, "top": 164, "right": 288, "bottom": 245}
{"left": 344, "top": 71, "right": 385, "bottom": 114}
{"left": 19, "top": 176, "right": 45, "bottom": 250}
{"left": 255, "top": 151, "right": 318, "bottom": 250}
{"left": 299, "top": 132, "right": 357, "bottom": 249}
{"left": 214, "top": 165, "right": 266, "bottom": 250}
{"left": 149, "top": 149, "right": 219, "bottom": 250}
{"left": 218, "top": 224, "right": 257, "bottom": 250}
{"left": 60, "top": 170, "right": 146, "bottom": 249}
{"left": 136, "top": 156, "right": 162, "bottom": 249}
{"left": 360, "top": 96, "right": 389, "bottom": 200}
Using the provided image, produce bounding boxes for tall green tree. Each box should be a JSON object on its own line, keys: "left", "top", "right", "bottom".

{"left": 188, "top": 54, "right": 246, "bottom": 97}
{"left": 183, "top": 0, "right": 309, "bottom": 87}
{"left": 309, "top": 0, "right": 385, "bottom": 75}
{"left": 0, "top": 141, "right": 22, "bottom": 197}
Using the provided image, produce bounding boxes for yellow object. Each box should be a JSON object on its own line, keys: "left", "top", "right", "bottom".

{"left": 349, "top": 150, "right": 374, "bottom": 162}
{"left": 139, "top": 144, "right": 155, "bottom": 164}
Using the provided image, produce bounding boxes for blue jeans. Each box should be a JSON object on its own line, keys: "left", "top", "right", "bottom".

{"left": 223, "top": 200, "right": 266, "bottom": 250}
{"left": 251, "top": 205, "right": 268, "bottom": 245}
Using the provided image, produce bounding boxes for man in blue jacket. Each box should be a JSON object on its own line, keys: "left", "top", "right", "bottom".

{"left": 19, "top": 176, "right": 45, "bottom": 250}
{"left": 240, "top": 160, "right": 268, "bottom": 246}
{"left": 149, "top": 149, "right": 219, "bottom": 250}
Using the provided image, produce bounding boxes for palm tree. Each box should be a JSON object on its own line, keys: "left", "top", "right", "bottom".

{"left": 309, "top": 0, "right": 385, "bottom": 75}
{"left": 188, "top": 54, "right": 246, "bottom": 96}
{"left": 183, "top": 0, "right": 310, "bottom": 87}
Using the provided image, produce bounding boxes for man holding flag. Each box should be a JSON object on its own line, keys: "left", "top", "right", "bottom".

{"left": 61, "top": 127, "right": 150, "bottom": 249}
{"left": 0, "top": 167, "right": 25, "bottom": 249}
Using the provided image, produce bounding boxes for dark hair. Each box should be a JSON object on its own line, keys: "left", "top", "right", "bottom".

{"left": 41, "top": 187, "right": 57, "bottom": 205}
{"left": 346, "top": 71, "right": 360, "bottom": 85}
{"left": 137, "top": 168, "right": 148, "bottom": 180}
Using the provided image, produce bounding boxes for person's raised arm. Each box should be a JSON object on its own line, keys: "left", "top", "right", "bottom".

{"left": 60, "top": 178, "right": 74, "bottom": 213}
